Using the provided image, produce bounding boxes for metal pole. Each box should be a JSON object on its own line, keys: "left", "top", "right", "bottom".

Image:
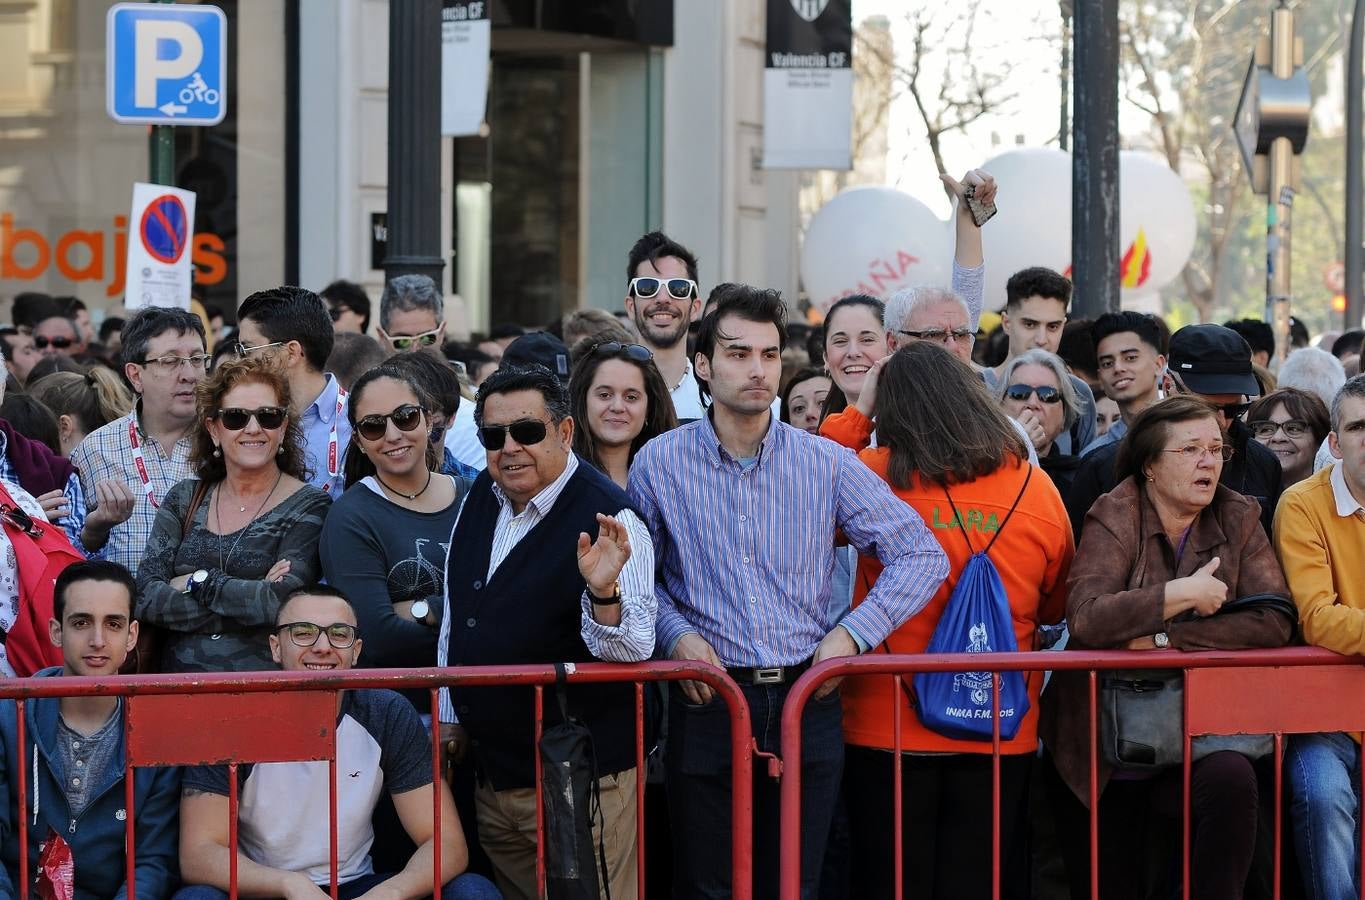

{"left": 1070, "top": 0, "right": 1120, "bottom": 317}
{"left": 1267, "top": 2, "right": 1295, "bottom": 361}
{"left": 383, "top": 0, "right": 446, "bottom": 287}
{"left": 1347, "top": 0, "right": 1365, "bottom": 330}
{"left": 1059, "top": 0, "right": 1072, "bottom": 152}
{"left": 148, "top": 0, "right": 175, "bottom": 185}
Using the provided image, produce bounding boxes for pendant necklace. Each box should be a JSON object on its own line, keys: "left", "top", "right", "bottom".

{"left": 216, "top": 469, "right": 284, "bottom": 568}
{"left": 375, "top": 469, "right": 433, "bottom": 502}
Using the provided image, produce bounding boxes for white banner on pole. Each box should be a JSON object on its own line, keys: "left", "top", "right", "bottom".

{"left": 763, "top": 0, "right": 853, "bottom": 170}
{"left": 123, "top": 182, "right": 197, "bottom": 310}
{"left": 441, "top": 0, "right": 490, "bottom": 137}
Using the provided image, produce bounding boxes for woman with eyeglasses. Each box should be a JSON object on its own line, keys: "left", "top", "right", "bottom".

{"left": 1042, "top": 396, "right": 1294, "bottom": 900}
{"left": 568, "top": 340, "right": 678, "bottom": 489}
{"left": 320, "top": 364, "right": 474, "bottom": 701}
{"left": 996, "top": 349, "right": 1082, "bottom": 493}
{"left": 135, "top": 357, "right": 331, "bottom": 673}
{"left": 1245, "top": 387, "right": 1329, "bottom": 487}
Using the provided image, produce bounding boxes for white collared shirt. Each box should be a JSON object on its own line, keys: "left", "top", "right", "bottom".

{"left": 1329, "top": 460, "right": 1365, "bottom": 519}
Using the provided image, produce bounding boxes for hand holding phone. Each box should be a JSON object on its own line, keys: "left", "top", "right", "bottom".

{"left": 963, "top": 184, "right": 998, "bottom": 228}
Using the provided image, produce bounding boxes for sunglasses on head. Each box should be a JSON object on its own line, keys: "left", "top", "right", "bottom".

{"left": 589, "top": 341, "right": 653, "bottom": 362}
{"left": 629, "top": 277, "right": 696, "bottom": 301}
{"left": 33, "top": 335, "right": 73, "bottom": 350}
{"left": 1004, "top": 384, "right": 1063, "bottom": 404}
{"left": 355, "top": 404, "right": 426, "bottom": 441}
{"left": 478, "top": 418, "right": 550, "bottom": 451}
{"left": 215, "top": 406, "right": 287, "bottom": 431}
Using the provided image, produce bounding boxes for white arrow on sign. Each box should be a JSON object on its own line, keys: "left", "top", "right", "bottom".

{"left": 158, "top": 101, "right": 187, "bottom": 117}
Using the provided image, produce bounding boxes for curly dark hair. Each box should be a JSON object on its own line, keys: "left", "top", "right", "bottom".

{"left": 191, "top": 357, "right": 310, "bottom": 483}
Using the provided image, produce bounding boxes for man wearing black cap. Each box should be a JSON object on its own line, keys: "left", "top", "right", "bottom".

{"left": 498, "top": 332, "right": 571, "bottom": 384}
{"left": 1065, "top": 323, "right": 1283, "bottom": 539}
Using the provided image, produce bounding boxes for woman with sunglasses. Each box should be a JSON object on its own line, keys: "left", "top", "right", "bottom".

{"left": 1245, "top": 387, "right": 1329, "bottom": 487}
{"left": 320, "top": 365, "right": 473, "bottom": 704}
{"left": 568, "top": 340, "right": 678, "bottom": 489}
{"left": 825, "top": 342, "right": 1072, "bottom": 899}
{"left": 996, "top": 349, "right": 1082, "bottom": 494}
{"left": 135, "top": 357, "right": 331, "bottom": 672}
{"left": 1042, "top": 396, "right": 1294, "bottom": 900}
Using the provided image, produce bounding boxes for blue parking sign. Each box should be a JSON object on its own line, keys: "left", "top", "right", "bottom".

{"left": 106, "top": 3, "right": 227, "bottom": 126}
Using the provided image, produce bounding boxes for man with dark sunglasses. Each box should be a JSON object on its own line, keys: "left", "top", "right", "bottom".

{"left": 1066, "top": 323, "right": 1283, "bottom": 539}
{"left": 437, "top": 364, "right": 655, "bottom": 899}
{"left": 623, "top": 231, "right": 706, "bottom": 420}
{"left": 32, "top": 311, "right": 87, "bottom": 359}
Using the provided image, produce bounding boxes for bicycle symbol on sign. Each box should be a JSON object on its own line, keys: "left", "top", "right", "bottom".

{"left": 178, "top": 72, "right": 220, "bottom": 105}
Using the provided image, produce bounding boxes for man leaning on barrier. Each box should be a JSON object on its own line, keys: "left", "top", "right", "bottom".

{"left": 0, "top": 560, "right": 181, "bottom": 900}
{"left": 175, "top": 586, "right": 500, "bottom": 900}
{"left": 1275, "top": 373, "right": 1365, "bottom": 900}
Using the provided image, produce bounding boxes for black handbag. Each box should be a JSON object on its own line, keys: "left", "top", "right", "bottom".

{"left": 539, "top": 663, "right": 611, "bottom": 900}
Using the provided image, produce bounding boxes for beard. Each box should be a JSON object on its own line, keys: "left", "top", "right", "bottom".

{"left": 634, "top": 304, "right": 691, "bottom": 350}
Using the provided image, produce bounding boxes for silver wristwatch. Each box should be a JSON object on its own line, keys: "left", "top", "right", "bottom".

{"left": 1153, "top": 632, "right": 1170, "bottom": 649}
{"left": 411, "top": 599, "right": 431, "bottom": 623}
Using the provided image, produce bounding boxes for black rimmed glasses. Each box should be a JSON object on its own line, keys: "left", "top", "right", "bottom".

{"left": 215, "top": 406, "right": 288, "bottom": 431}
{"left": 1250, "top": 419, "right": 1311, "bottom": 439}
{"left": 355, "top": 404, "right": 426, "bottom": 441}
{"left": 276, "top": 621, "right": 358, "bottom": 649}
{"left": 477, "top": 418, "right": 551, "bottom": 451}
{"left": 588, "top": 341, "right": 653, "bottom": 362}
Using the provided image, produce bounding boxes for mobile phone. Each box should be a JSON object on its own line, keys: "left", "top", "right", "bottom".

{"left": 963, "top": 184, "right": 997, "bottom": 228}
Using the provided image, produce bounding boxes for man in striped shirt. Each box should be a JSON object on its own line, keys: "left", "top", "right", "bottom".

{"left": 629, "top": 286, "right": 948, "bottom": 899}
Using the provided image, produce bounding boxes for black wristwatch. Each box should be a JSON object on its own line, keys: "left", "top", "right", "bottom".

{"left": 588, "top": 582, "right": 622, "bottom": 606}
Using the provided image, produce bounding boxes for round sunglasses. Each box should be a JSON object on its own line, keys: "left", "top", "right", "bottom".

{"left": 214, "top": 406, "right": 287, "bottom": 430}
{"left": 1004, "top": 384, "right": 1063, "bottom": 404}
{"left": 355, "top": 404, "right": 426, "bottom": 441}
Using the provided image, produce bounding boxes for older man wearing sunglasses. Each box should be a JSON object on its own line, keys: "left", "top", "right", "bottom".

{"left": 379, "top": 274, "right": 447, "bottom": 354}
{"left": 436, "top": 363, "right": 654, "bottom": 900}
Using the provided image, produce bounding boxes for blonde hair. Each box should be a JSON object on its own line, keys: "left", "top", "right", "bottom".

{"left": 28, "top": 368, "right": 134, "bottom": 435}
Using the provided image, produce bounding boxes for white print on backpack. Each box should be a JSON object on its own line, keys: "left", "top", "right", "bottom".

{"left": 946, "top": 623, "right": 1017, "bottom": 720}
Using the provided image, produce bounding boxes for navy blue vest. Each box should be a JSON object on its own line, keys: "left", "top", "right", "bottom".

{"left": 446, "top": 459, "right": 638, "bottom": 789}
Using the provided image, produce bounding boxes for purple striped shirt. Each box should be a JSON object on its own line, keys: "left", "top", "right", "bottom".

{"left": 628, "top": 413, "right": 948, "bottom": 667}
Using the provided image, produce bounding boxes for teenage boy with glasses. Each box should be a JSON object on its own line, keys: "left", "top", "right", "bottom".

{"left": 235, "top": 286, "right": 352, "bottom": 499}
{"left": 176, "top": 586, "right": 499, "bottom": 900}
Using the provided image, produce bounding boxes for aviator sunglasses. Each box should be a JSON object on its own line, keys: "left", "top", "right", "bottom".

{"left": 629, "top": 277, "right": 697, "bottom": 301}
{"left": 214, "top": 406, "right": 288, "bottom": 430}
{"left": 477, "top": 418, "right": 551, "bottom": 451}
{"left": 588, "top": 341, "right": 653, "bottom": 362}
{"left": 1004, "top": 384, "right": 1063, "bottom": 405}
{"left": 355, "top": 404, "right": 426, "bottom": 441}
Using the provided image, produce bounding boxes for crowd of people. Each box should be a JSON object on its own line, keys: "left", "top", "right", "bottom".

{"left": 0, "top": 169, "right": 1363, "bottom": 900}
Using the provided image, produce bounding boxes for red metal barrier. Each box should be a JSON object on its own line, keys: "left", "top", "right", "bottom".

{"left": 777, "top": 646, "right": 1365, "bottom": 900}
{"left": 2, "top": 660, "right": 754, "bottom": 900}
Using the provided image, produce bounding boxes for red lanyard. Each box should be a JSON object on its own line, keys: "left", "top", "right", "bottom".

{"left": 128, "top": 419, "right": 159, "bottom": 508}
{"left": 327, "top": 388, "right": 348, "bottom": 490}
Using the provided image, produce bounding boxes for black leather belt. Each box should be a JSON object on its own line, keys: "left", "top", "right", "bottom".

{"left": 725, "top": 658, "right": 813, "bottom": 686}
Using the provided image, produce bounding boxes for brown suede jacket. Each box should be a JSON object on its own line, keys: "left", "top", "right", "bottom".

{"left": 1040, "top": 476, "right": 1294, "bottom": 805}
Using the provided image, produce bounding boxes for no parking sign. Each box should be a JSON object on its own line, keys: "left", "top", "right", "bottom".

{"left": 124, "top": 182, "right": 197, "bottom": 310}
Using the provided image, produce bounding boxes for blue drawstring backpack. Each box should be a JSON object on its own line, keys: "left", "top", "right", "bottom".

{"left": 911, "top": 466, "right": 1033, "bottom": 742}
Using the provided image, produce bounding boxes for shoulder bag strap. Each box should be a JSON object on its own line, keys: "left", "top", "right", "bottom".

{"left": 183, "top": 480, "right": 210, "bottom": 541}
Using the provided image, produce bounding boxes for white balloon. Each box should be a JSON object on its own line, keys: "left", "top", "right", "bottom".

{"left": 1118, "top": 151, "right": 1197, "bottom": 297}
{"left": 800, "top": 186, "right": 952, "bottom": 313}
{"left": 980, "top": 148, "right": 1073, "bottom": 311}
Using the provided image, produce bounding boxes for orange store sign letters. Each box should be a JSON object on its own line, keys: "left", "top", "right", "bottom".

{"left": 0, "top": 213, "right": 227, "bottom": 298}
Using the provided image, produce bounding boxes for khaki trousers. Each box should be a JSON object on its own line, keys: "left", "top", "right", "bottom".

{"left": 474, "top": 766, "right": 638, "bottom": 900}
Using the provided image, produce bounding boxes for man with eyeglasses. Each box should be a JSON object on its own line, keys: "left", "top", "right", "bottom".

{"left": 71, "top": 309, "right": 210, "bottom": 572}
{"left": 1066, "top": 323, "right": 1282, "bottom": 539}
{"left": 236, "top": 286, "right": 352, "bottom": 499}
{"left": 379, "top": 274, "right": 447, "bottom": 354}
{"left": 437, "top": 364, "right": 654, "bottom": 899}
{"left": 979, "top": 267, "right": 1097, "bottom": 456}
{"left": 322, "top": 279, "right": 372, "bottom": 335}
{"left": 177, "top": 586, "right": 499, "bottom": 900}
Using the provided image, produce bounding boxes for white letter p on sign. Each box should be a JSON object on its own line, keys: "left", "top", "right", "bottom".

{"left": 133, "top": 19, "right": 202, "bottom": 108}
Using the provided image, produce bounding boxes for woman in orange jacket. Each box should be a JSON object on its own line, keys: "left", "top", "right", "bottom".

{"left": 823, "top": 342, "right": 1075, "bottom": 899}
